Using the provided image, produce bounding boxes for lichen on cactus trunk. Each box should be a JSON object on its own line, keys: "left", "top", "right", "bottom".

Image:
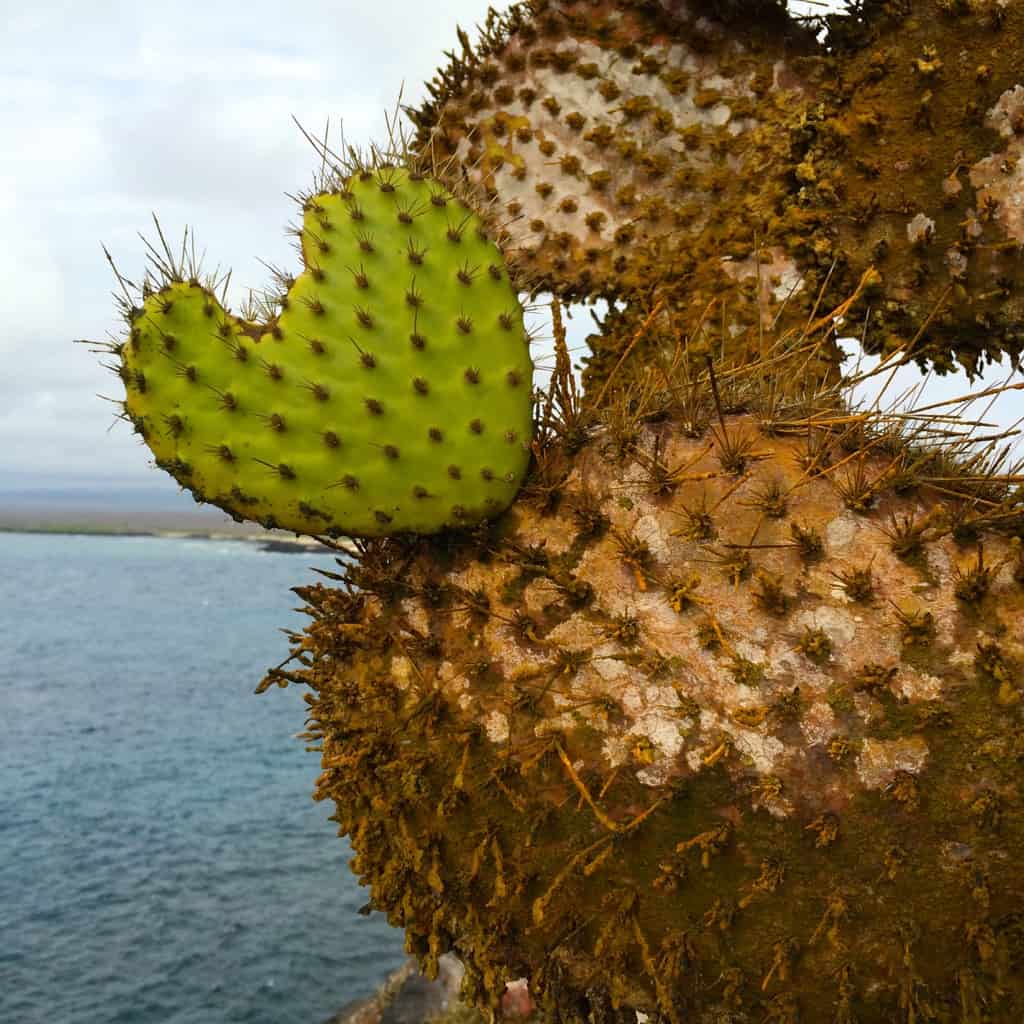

{"left": 267, "top": 306, "right": 1024, "bottom": 1023}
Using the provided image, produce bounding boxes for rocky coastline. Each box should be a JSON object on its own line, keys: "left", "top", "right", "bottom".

{"left": 324, "top": 957, "right": 537, "bottom": 1024}
{"left": 0, "top": 522, "right": 348, "bottom": 554}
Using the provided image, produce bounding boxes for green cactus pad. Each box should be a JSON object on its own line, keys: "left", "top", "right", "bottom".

{"left": 118, "top": 167, "right": 534, "bottom": 538}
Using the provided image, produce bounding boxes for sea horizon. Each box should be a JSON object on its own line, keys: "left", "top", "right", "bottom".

{"left": 0, "top": 483, "right": 351, "bottom": 551}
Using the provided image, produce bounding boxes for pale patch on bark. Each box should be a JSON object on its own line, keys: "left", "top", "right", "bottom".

{"left": 391, "top": 655, "right": 413, "bottom": 690}
{"left": 545, "top": 612, "right": 608, "bottom": 650}
{"left": 852, "top": 692, "right": 882, "bottom": 725}
{"left": 984, "top": 83, "right": 1024, "bottom": 139}
{"left": 767, "top": 641, "right": 830, "bottom": 691}
{"left": 485, "top": 710, "right": 510, "bottom": 744}
{"left": 730, "top": 727, "right": 788, "bottom": 778}
{"left": 592, "top": 645, "right": 630, "bottom": 681}
{"left": 968, "top": 84, "right": 1024, "bottom": 243}
{"left": 400, "top": 598, "right": 431, "bottom": 635}
{"left": 602, "top": 732, "right": 632, "bottom": 770}
{"left": 633, "top": 713, "right": 687, "bottom": 786}
{"left": 800, "top": 700, "right": 837, "bottom": 747}
{"left": 893, "top": 667, "right": 944, "bottom": 702}
{"left": 720, "top": 247, "right": 805, "bottom": 326}
{"left": 634, "top": 510, "right": 674, "bottom": 562}
{"left": 906, "top": 213, "right": 936, "bottom": 246}
{"left": 750, "top": 788, "right": 794, "bottom": 820}
{"left": 511, "top": 509, "right": 577, "bottom": 556}
{"left": 949, "top": 647, "right": 977, "bottom": 669}
{"left": 523, "top": 578, "right": 554, "bottom": 615}
{"left": 926, "top": 539, "right": 953, "bottom": 578}
{"left": 438, "top": 660, "right": 461, "bottom": 687}
{"left": 856, "top": 736, "right": 929, "bottom": 789}
{"left": 825, "top": 510, "right": 859, "bottom": 550}
{"left": 793, "top": 605, "right": 858, "bottom": 649}
{"left": 733, "top": 637, "right": 768, "bottom": 664}
{"left": 621, "top": 684, "right": 646, "bottom": 717}
{"left": 945, "top": 245, "right": 969, "bottom": 280}
{"left": 942, "top": 168, "right": 963, "bottom": 198}
{"left": 693, "top": 708, "right": 787, "bottom": 776}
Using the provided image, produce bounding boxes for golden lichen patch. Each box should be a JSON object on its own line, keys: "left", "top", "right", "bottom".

{"left": 855, "top": 735, "right": 930, "bottom": 790}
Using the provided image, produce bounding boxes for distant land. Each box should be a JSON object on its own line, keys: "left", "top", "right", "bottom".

{"left": 0, "top": 484, "right": 346, "bottom": 553}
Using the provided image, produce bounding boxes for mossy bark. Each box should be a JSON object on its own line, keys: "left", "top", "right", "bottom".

{"left": 275, "top": 350, "right": 1024, "bottom": 1022}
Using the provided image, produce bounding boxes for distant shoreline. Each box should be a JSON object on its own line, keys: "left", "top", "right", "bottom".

{"left": 0, "top": 524, "right": 348, "bottom": 554}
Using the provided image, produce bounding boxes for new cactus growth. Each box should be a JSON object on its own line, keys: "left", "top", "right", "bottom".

{"left": 103, "top": 159, "right": 534, "bottom": 537}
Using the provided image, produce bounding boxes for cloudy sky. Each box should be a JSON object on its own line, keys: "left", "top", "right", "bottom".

{"left": 2, "top": 0, "right": 1021, "bottom": 499}
{"left": 2, "top": 0, "right": 543, "bottom": 493}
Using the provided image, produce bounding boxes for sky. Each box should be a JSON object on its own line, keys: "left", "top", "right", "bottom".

{"left": 2, "top": 0, "right": 540, "bottom": 492}
{"left": 2, "top": 0, "right": 1021, "bottom": 499}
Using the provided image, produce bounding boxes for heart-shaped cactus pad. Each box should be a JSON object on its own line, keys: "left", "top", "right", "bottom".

{"left": 117, "top": 165, "right": 534, "bottom": 538}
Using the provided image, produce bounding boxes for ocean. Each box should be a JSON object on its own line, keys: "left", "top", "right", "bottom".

{"left": 0, "top": 532, "right": 407, "bottom": 1024}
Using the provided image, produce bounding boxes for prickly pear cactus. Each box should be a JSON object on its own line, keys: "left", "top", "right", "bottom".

{"left": 109, "top": 164, "right": 533, "bottom": 537}
{"left": 84, "top": 1, "right": 1024, "bottom": 1021}
{"left": 273, "top": 318, "right": 1024, "bottom": 1023}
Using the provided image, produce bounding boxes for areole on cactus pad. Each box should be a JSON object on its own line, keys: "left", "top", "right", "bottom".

{"left": 107, "top": 159, "right": 535, "bottom": 538}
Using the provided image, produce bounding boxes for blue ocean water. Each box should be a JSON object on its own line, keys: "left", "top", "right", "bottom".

{"left": 0, "top": 532, "right": 407, "bottom": 1024}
